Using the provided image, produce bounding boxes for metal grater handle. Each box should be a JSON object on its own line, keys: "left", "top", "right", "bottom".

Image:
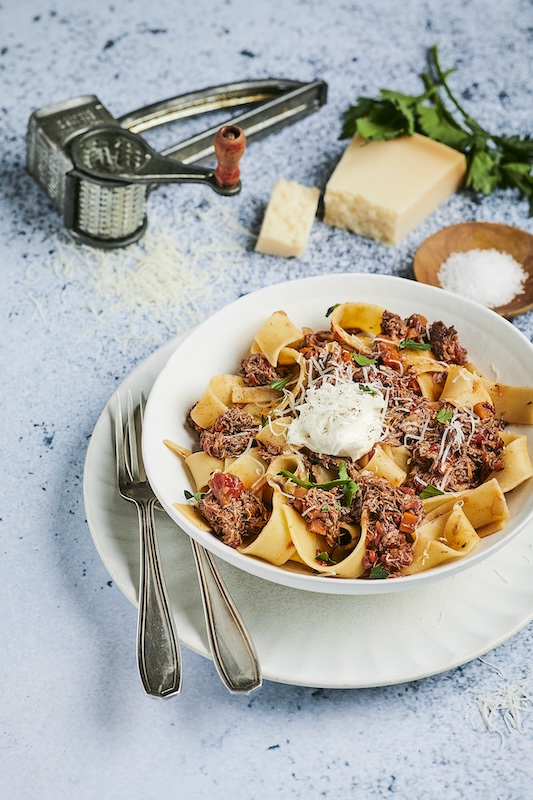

{"left": 118, "top": 79, "right": 327, "bottom": 165}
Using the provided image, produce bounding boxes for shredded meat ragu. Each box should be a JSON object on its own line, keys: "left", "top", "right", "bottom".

{"left": 198, "top": 472, "right": 269, "bottom": 548}
{"left": 358, "top": 476, "right": 422, "bottom": 573}
{"left": 198, "top": 407, "right": 258, "bottom": 458}
{"left": 241, "top": 353, "right": 280, "bottom": 386}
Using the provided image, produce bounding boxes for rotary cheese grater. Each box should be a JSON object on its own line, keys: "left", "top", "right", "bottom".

{"left": 26, "top": 79, "right": 327, "bottom": 248}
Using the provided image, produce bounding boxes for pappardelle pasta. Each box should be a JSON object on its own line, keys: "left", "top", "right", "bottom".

{"left": 165, "top": 302, "right": 533, "bottom": 580}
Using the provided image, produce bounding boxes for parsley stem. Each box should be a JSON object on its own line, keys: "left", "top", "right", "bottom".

{"left": 430, "top": 44, "right": 489, "bottom": 137}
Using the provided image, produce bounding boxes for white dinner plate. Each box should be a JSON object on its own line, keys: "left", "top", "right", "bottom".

{"left": 84, "top": 327, "right": 533, "bottom": 688}
{"left": 142, "top": 273, "right": 533, "bottom": 595}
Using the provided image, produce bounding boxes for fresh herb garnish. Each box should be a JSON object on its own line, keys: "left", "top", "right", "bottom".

{"left": 399, "top": 339, "right": 432, "bottom": 351}
{"left": 269, "top": 374, "right": 292, "bottom": 391}
{"left": 436, "top": 408, "right": 453, "bottom": 425}
{"left": 419, "top": 483, "right": 445, "bottom": 499}
{"left": 338, "top": 461, "right": 359, "bottom": 505}
{"left": 184, "top": 489, "right": 206, "bottom": 502}
{"left": 358, "top": 383, "right": 379, "bottom": 396}
{"left": 316, "top": 551, "right": 337, "bottom": 566}
{"left": 279, "top": 461, "right": 360, "bottom": 506}
{"left": 352, "top": 353, "right": 377, "bottom": 366}
{"left": 340, "top": 44, "right": 533, "bottom": 213}
{"left": 261, "top": 415, "right": 269, "bottom": 427}
{"left": 369, "top": 564, "right": 390, "bottom": 580}
{"left": 326, "top": 303, "right": 340, "bottom": 317}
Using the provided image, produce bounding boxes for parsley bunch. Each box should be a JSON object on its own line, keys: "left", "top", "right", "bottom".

{"left": 340, "top": 44, "right": 533, "bottom": 212}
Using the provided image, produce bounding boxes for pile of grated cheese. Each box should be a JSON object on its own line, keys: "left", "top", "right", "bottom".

{"left": 437, "top": 248, "right": 527, "bottom": 308}
{"left": 47, "top": 198, "right": 253, "bottom": 349}
{"left": 468, "top": 673, "right": 533, "bottom": 747}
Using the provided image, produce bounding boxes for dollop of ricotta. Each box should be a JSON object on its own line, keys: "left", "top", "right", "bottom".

{"left": 287, "top": 381, "right": 385, "bottom": 461}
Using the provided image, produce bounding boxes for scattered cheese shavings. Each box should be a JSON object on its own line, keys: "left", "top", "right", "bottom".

{"left": 26, "top": 292, "right": 47, "bottom": 324}
{"left": 45, "top": 198, "right": 253, "bottom": 349}
{"left": 467, "top": 669, "right": 533, "bottom": 747}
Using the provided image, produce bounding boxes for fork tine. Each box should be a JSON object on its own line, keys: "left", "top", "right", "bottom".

{"left": 127, "top": 389, "right": 140, "bottom": 481}
{"left": 137, "top": 389, "right": 147, "bottom": 481}
{"left": 114, "top": 392, "right": 127, "bottom": 486}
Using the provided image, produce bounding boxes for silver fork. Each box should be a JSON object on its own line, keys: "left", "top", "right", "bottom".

{"left": 116, "top": 390, "right": 262, "bottom": 695}
{"left": 115, "top": 390, "right": 181, "bottom": 697}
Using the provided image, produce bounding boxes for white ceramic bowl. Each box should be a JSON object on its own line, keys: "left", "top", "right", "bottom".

{"left": 142, "top": 273, "right": 533, "bottom": 595}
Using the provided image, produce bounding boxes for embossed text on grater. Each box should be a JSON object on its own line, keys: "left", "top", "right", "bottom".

{"left": 26, "top": 95, "right": 117, "bottom": 213}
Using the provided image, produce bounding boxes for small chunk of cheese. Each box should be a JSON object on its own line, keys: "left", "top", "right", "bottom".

{"left": 324, "top": 133, "right": 467, "bottom": 245}
{"left": 255, "top": 178, "right": 320, "bottom": 258}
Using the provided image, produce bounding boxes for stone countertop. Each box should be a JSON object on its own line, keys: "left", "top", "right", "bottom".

{"left": 1, "top": 1, "right": 533, "bottom": 798}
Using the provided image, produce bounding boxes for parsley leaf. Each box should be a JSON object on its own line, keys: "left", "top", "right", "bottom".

{"left": 340, "top": 44, "right": 533, "bottom": 214}
{"left": 436, "top": 408, "right": 453, "bottom": 425}
{"left": 269, "top": 375, "right": 292, "bottom": 391}
{"left": 326, "top": 303, "right": 340, "bottom": 317}
{"left": 369, "top": 564, "right": 390, "bottom": 580}
{"left": 399, "top": 339, "right": 432, "bottom": 351}
{"left": 338, "top": 461, "right": 359, "bottom": 505}
{"left": 279, "top": 461, "right": 360, "bottom": 506}
{"left": 184, "top": 489, "right": 206, "bottom": 502}
{"left": 419, "top": 484, "right": 445, "bottom": 499}
{"left": 352, "top": 353, "right": 377, "bottom": 366}
{"left": 316, "top": 551, "right": 336, "bottom": 566}
{"left": 358, "top": 383, "right": 380, "bottom": 395}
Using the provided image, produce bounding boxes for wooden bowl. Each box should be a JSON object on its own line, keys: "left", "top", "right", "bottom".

{"left": 413, "top": 222, "right": 533, "bottom": 318}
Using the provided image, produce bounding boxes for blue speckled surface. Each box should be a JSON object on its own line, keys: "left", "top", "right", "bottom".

{"left": 2, "top": 0, "right": 533, "bottom": 798}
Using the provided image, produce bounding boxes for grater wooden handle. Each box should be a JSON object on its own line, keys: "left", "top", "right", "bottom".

{"left": 214, "top": 125, "right": 246, "bottom": 188}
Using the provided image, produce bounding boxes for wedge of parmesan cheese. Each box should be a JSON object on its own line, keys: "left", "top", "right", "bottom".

{"left": 255, "top": 178, "right": 320, "bottom": 258}
{"left": 324, "top": 133, "right": 467, "bottom": 245}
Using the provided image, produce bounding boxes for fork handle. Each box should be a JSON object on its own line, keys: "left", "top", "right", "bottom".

{"left": 136, "top": 499, "right": 182, "bottom": 697}
{"left": 191, "top": 539, "right": 262, "bottom": 694}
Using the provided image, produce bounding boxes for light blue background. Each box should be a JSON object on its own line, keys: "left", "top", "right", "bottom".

{"left": 2, "top": 1, "right": 532, "bottom": 798}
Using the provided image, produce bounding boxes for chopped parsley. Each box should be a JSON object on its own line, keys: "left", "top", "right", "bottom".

{"left": 358, "top": 383, "right": 380, "bottom": 396}
{"left": 269, "top": 374, "right": 292, "bottom": 391}
{"left": 338, "top": 461, "right": 359, "bottom": 505}
{"left": 369, "top": 564, "right": 390, "bottom": 580}
{"left": 419, "top": 483, "right": 445, "bottom": 499}
{"left": 352, "top": 353, "right": 377, "bottom": 366}
{"left": 184, "top": 489, "right": 206, "bottom": 502}
{"left": 436, "top": 408, "right": 453, "bottom": 425}
{"left": 279, "top": 461, "right": 360, "bottom": 506}
{"left": 316, "top": 551, "right": 336, "bottom": 566}
{"left": 326, "top": 303, "right": 340, "bottom": 317}
{"left": 399, "top": 339, "right": 432, "bottom": 351}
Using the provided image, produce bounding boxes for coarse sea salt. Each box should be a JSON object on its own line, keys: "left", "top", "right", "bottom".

{"left": 437, "top": 248, "right": 527, "bottom": 308}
